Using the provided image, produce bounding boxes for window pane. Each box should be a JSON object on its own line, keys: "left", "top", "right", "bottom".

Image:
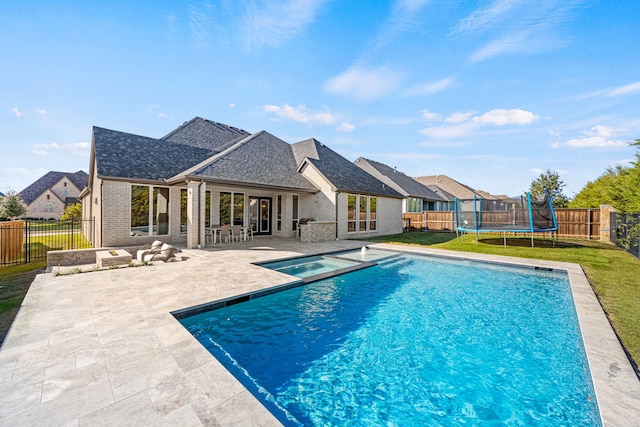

{"left": 131, "top": 185, "right": 149, "bottom": 236}
{"left": 220, "top": 192, "right": 231, "bottom": 225}
{"left": 292, "top": 195, "right": 299, "bottom": 231}
{"left": 347, "top": 194, "right": 357, "bottom": 232}
{"left": 205, "top": 191, "right": 211, "bottom": 228}
{"left": 153, "top": 187, "right": 169, "bottom": 235}
{"left": 276, "top": 195, "right": 282, "bottom": 231}
{"left": 359, "top": 196, "right": 367, "bottom": 231}
{"left": 369, "top": 197, "right": 377, "bottom": 231}
{"left": 233, "top": 193, "right": 244, "bottom": 226}
{"left": 181, "top": 189, "right": 188, "bottom": 234}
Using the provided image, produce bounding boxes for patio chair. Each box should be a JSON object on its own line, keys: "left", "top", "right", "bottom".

{"left": 219, "top": 225, "right": 231, "bottom": 243}
{"left": 231, "top": 225, "right": 243, "bottom": 242}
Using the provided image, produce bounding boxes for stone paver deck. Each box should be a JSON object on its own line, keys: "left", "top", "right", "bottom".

{"left": 0, "top": 238, "right": 638, "bottom": 426}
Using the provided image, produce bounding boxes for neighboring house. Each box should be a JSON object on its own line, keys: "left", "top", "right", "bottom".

{"left": 19, "top": 171, "right": 88, "bottom": 219}
{"left": 353, "top": 158, "right": 447, "bottom": 212}
{"left": 82, "top": 117, "right": 403, "bottom": 249}
{"left": 415, "top": 175, "right": 494, "bottom": 206}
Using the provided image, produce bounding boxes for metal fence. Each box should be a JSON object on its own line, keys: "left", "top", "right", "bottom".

{"left": 0, "top": 218, "right": 94, "bottom": 267}
{"left": 611, "top": 212, "right": 640, "bottom": 259}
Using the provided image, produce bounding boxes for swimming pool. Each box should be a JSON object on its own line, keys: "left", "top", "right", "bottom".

{"left": 179, "top": 250, "right": 602, "bottom": 426}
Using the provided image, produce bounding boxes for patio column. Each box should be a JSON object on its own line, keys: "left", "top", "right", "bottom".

{"left": 186, "top": 180, "right": 204, "bottom": 249}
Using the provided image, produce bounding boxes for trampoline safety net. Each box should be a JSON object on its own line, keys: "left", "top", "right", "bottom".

{"left": 455, "top": 193, "right": 557, "bottom": 233}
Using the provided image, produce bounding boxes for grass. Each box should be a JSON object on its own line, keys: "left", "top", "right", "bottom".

{"left": 364, "top": 232, "right": 640, "bottom": 374}
{"left": 0, "top": 262, "right": 47, "bottom": 347}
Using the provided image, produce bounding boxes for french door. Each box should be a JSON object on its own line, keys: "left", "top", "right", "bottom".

{"left": 249, "top": 197, "right": 271, "bottom": 235}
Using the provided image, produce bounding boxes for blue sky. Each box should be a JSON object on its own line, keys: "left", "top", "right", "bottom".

{"left": 2, "top": 0, "right": 639, "bottom": 197}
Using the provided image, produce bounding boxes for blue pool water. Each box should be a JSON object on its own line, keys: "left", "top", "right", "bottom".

{"left": 259, "top": 255, "right": 362, "bottom": 279}
{"left": 179, "top": 252, "right": 602, "bottom": 426}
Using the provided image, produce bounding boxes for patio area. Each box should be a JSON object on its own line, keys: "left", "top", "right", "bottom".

{"left": 0, "top": 238, "right": 638, "bottom": 426}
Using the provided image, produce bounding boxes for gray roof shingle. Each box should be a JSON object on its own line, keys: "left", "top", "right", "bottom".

{"left": 293, "top": 139, "right": 403, "bottom": 198}
{"left": 19, "top": 171, "right": 88, "bottom": 204}
{"left": 93, "top": 126, "right": 214, "bottom": 181}
{"left": 354, "top": 158, "right": 445, "bottom": 201}
{"left": 162, "top": 117, "right": 250, "bottom": 153}
{"left": 185, "top": 131, "right": 317, "bottom": 191}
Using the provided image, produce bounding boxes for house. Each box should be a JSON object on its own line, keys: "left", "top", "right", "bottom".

{"left": 353, "top": 158, "right": 448, "bottom": 212}
{"left": 19, "top": 171, "right": 88, "bottom": 219}
{"left": 415, "top": 175, "right": 498, "bottom": 204}
{"left": 82, "top": 117, "right": 403, "bottom": 248}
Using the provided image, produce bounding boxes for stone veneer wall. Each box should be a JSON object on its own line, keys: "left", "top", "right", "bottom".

{"left": 299, "top": 221, "right": 336, "bottom": 243}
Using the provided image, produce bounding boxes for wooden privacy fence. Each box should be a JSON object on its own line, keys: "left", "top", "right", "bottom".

{"left": 402, "top": 208, "right": 602, "bottom": 239}
{"left": 555, "top": 209, "right": 600, "bottom": 239}
{"left": 0, "top": 220, "right": 25, "bottom": 265}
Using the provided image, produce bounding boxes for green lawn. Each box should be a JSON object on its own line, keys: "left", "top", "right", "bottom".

{"left": 364, "top": 232, "right": 640, "bottom": 374}
{"left": 0, "top": 262, "right": 47, "bottom": 347}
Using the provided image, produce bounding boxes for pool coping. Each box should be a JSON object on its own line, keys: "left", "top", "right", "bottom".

{"left": 0, "top": 239, "right": 638, "bottom": 426}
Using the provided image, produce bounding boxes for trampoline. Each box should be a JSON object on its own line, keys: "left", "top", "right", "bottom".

{"left": 455, "top": 193, "right": 558, "bottom": 247}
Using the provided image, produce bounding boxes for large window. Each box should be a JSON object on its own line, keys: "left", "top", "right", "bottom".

{"left": 348, "top": 194, "right": 377, "bottom": 233}
{"left": 276, "top": 195, "right": 282, "bottom": 231}
{"left": 292, "top": 195, "right": 299, "bottom": 231}
{"left": 180, "top": 189, "right": 187, "bottom": 234}
{"left": 347, "top": 194, "right": 357, "bottom": 232}
{"left": 131, "top": 185, "right": 169, "bottom": 236}
{"left": 407, "top": 197, "right": 422, "bottom": 213}
{"left": 220, "top": 192, "right": 245, "bottom": 226}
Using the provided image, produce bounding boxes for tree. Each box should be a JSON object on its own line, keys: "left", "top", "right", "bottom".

{"left": 569, "top": 139, "right": 640, "bottom": 212}
{"left": 568, "top": 167, "right": 619, "bottom": 208}
{"left": 0, "top": 190, "right": 27, "bottom": 220}
{"left": 60, "top": 202, "right": 83, "bottom": 221}
{"left": 529, "top": 169, "right": 569, "bottom": 208}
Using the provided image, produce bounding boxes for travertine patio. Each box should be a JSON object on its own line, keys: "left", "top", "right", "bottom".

{"left": 0, "top": 238, "right": 638, "bottom": 426}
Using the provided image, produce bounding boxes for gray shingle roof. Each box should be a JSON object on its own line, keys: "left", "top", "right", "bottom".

{"left": 415, "top": 175, "right": 489, "bottom": 200}
{"left": 162, "top": 117, "right": 250, "bottom": 153}
{"left": 292, "top": 139, "right": 403, "bottom": 198}
{"left": 354, "top": 158, "right": 445, "bottom": 201}
{"left": 19, "top": 171, "right": 88, "bottom": 204}
{"left": 93, "top": 126, "right": 215, "bottom": 181}
{"left": 183, "top": 131, "right": 318, "bottom": 191}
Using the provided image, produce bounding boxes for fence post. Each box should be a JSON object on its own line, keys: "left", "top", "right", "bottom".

{"left": 599, "top": 205, "right": 615, "bottom": 242}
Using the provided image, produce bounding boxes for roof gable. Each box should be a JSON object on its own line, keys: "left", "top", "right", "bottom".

{"left": 354, "top": 158, "right": 444, "bottom": 201}
{"left": 162, "top": 117, "right": 250, "bottom": 153}
{"left": 19, "top": 170, "right": 88, "bottom": 204}
{"left": 184, "top": 131, "right": 317, "bottom": 191}
{"left": 92, "top": 126, "right": 214, "bottom": 181}
{"left": 293, "top": 139, "right": 402, "bottom": 198}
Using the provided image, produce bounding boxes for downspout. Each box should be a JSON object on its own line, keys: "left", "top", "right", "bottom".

{"left": 335, "top": 190, "right": 340, "bottom": 240}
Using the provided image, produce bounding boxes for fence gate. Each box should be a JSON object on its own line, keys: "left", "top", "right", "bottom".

{"left": 611, "top": 212, "right": 640, "bottom": 259}
{"left": 0, "top": 219, "right": 94, "bottom": 267}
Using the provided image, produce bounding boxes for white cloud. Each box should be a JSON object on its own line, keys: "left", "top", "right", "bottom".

{"left": 419, "top": 108, "right": 537, "bottom": 140}
{"left": 324, "top": 65, "right": 405, "bottom": 101}
{"left": 229, "top": 103, "right": 236, "bottom": 108}
{"left": 337, "top": 121, "right": 355, "bottom": 132}
{"left": 606, "top": 81, "right": 640, "bottom": 97}
{"left": 404, "top": 77, "right": 455, "bottom": 97}
{"left": 458, "top": 0, "right": 581, "bottom": 62}
{"left": 472, "top": 108, "right": 538, "bottom": 126}
{"left": 564, "top": 125, "right": 628, "bottom": 149}
{"left": 36, "top": 108, "right": 47, "bottom": 115}
{"left": 10, "top": 107, "right": 22, "bottom": 118}
{"left": 445, "top": 112, "right": 474, "bottom": 124}
{"left": 420, "top": 109, "right": 442, "bottom": 122}
{"left": 242, "top": 0, "right": 329, "bottom": 50}
{"left": 263, "top": 104, "right": 337, "bottom": 126}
